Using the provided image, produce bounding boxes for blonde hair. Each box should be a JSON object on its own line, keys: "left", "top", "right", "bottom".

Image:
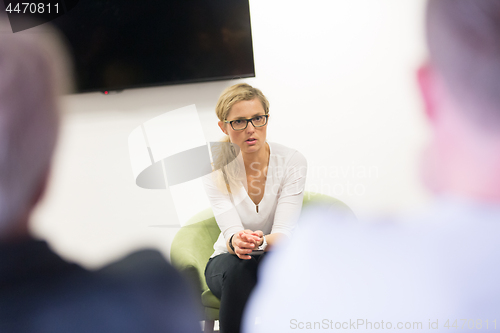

{"left": 211, "top": 83, "right": 270, "bottom": 194}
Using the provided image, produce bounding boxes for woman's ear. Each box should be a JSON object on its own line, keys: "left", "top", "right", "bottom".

{"left": 218, "top": 120, "right": 228, "bottom": 135}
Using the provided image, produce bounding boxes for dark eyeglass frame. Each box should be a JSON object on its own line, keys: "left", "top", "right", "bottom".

{"left": 224, "top": 114, "right": 269, "bottom": 131}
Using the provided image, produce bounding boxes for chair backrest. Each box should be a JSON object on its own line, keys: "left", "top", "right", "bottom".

{"left": 170, "top": 216, "right": 220, "bottom": 294}
{"left": 302, "top": 192, "right": 352, "bottom": 211}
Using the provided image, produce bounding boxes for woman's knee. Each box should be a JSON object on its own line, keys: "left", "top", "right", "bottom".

{"left": 223, "top": 257, "right": 259, "bottom": 282}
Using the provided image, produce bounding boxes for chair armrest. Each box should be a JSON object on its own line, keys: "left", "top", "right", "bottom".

{"left": 170, "top": 218, "right": 220, "bottom": 294}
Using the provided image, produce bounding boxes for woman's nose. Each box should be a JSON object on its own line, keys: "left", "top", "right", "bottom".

{"left": 246, "top": 122, "right": 256, "bottom": 132}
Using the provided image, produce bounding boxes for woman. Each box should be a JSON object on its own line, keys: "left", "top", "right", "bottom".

{"left": 203, "top": 83, "right": 307, "bottom": 333}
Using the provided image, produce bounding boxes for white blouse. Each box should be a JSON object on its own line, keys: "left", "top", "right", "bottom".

{"left": 202, "top": 141, "right": 307, "bottom": 258}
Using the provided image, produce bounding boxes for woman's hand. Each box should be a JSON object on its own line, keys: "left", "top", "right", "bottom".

{"left": 232, "top": 229, "right": 262, "bottom": 260}
{"left": 252, "top": 230, "right": 264, "bottom": 246}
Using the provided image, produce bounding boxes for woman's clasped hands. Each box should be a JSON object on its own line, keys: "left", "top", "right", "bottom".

{"left": 232, "top": 229, "right": 264, "bottom": 260}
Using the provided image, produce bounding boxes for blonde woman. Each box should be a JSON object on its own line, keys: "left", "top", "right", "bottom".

{"left": 203, "top": 83, "right": 307, "bottom": 333}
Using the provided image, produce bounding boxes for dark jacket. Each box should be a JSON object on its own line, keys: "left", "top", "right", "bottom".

{"left": 0, "top": 238, "right": 201, "bottom": 333}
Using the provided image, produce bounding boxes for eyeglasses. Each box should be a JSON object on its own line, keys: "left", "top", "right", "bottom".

{"left": 224, "top": 114, "right": 269, "bottom": 131}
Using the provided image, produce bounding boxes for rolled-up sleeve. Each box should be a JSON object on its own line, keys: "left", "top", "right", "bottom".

{"left": 271, "top": 151, "right": 307, "bottom": 237}
{"left": 202, "top": 172, "right": 244, "bottom": 241}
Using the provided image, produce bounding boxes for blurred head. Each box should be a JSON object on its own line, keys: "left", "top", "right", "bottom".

{"left": 0, "top": 21, "right": 72, "bottom": 239}
{"left": 215, "top": 83, "right": 270, "bottom": 155}
{"left": 418, "top": 0, "right": 500, "bottom": 201}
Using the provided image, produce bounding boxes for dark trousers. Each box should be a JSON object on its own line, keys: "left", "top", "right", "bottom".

{"left": 205, "top": 252, "right": 267, "bottom": 333}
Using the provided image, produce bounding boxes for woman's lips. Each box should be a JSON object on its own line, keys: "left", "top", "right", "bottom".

{"left": 246, "top": 138, "right": 257, "bottom": 145}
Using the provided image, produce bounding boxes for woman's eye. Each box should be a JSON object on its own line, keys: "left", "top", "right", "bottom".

{"left": 254, "top": 116, "right": 262, "bottom": 121}
{"left": 234, "top": 120, "right": 244, "bottom": 125}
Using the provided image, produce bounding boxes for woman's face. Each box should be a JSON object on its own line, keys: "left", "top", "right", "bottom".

{"left": 218, "top": 98, "right": 269, "bottom": 155}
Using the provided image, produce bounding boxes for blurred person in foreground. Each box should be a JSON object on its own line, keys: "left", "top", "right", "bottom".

{"left": 243, "top": 0, "right": 500, "bottom": 332}
{"left": 0, "top": 21, "right": 200, "bottom": 333}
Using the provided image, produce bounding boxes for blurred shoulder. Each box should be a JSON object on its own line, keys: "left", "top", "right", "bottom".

{"left": 59, "top": 249, "right": 201, "bottom": 333}
{"left": 246, "top": 200, "right": 500, "bottom": 332}
{"left": 0, "top": 245, "right": 200, "bottom": 333}
{"left": 291, "top": 200, "right": 500, "bottom": 268}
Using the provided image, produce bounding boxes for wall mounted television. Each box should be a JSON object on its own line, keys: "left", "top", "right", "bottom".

{"left": 52, "top": 0, "right": 255, "bottom": 93}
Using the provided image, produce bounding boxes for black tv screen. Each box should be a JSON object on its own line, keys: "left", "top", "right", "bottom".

{"left": 52, "top": 0, "right": 255, "bottom": 93}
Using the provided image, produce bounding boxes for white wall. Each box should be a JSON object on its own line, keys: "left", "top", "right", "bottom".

{"left": 31, "top": 0, "right": 431, "bottom": 268}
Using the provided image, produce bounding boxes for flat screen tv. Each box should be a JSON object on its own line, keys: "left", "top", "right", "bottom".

{"left": 51, "top": 0, "right": 255, "bottom": 93}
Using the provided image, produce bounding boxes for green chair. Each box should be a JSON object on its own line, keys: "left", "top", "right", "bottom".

{"left": 170, "top": 192, "right": 354, "bottom": 333}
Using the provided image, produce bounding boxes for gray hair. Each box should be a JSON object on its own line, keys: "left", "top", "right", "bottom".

{"left": 426, "top": 0, "right": 500, "bottom": 125}
{"left": 0, "top": 19, "right": 73, "bottom": 234}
